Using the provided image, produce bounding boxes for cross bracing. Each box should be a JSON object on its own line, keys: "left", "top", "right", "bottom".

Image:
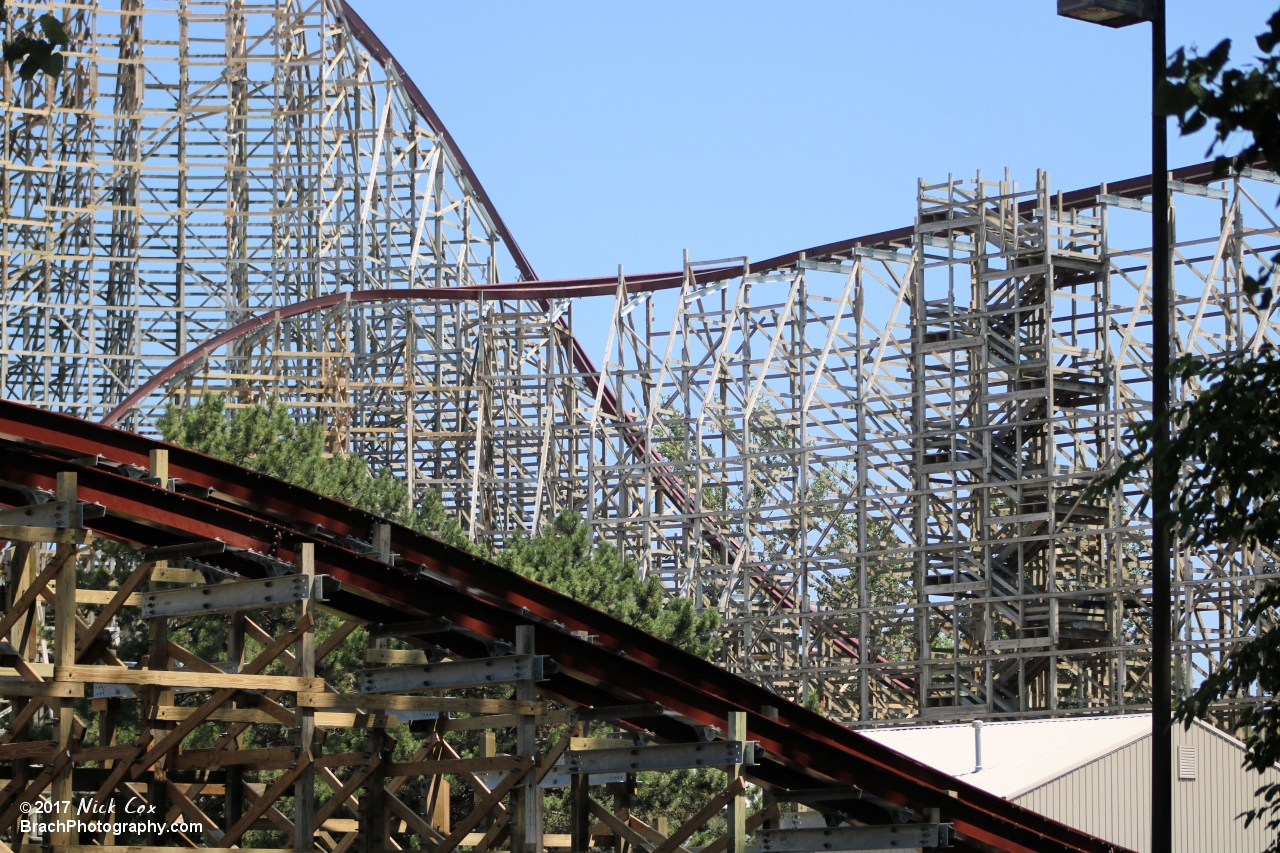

{"left": 4, "top": 0, "right": 1279, "bottom": 729}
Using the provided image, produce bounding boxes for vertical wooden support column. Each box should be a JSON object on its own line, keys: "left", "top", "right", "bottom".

{"left": 360, "top": 564, "right": 389, "bottom": 853}
{"left": 372, "top": 523, "right": 391, "bottom": 563}
{"left": 51, "top": 471, "right": 78, "bottom": 845}
{"left": 226, "top": 611, "right": 246, "bottom": 830}
{"left": 513, "top": 625, "right": 541, "bottom": 853}
{"left": 363, "top": 522, "right": 391, "bottom": 853}
{"left": 146, "top": 451, "right": 170, "bottom": 843}
{"left": 295, "top": 543, "right": 316, "bottom": 851}
{"left": 727, "top": 711, "right": 747, "bottom": 853}
{"left": 613, "top": 776, "right": 634, "bottom": 853}
{"left": 479, "top": 731, "right": 496, "bottom": 830}
{"left": 7, "top": 541, "right": 33, "bottom": 795}
{"left": 430, "top": 779, "right": 450, "bottom": 834}
{"left": 570, "top": 719, "right": 589, "bottom": 853}
{"left": 150, "top": 448, "right": 169, "bottom": 488}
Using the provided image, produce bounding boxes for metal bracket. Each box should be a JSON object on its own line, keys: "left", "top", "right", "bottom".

{"left": 140, "top": 574, "right": 319, "bottom": 619}
{"left": 478, "top": 767, "right": 627, "bottom": 790}
{"left": 359, "top": 653, "right": 549, "bottom": 693}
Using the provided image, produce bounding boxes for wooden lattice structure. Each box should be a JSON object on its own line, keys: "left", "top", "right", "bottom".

{"left": 2, "top": 0, "right": 1279, "bottom": 732}
{"left": 0, "top": 454, "right": 796, "bottom": 853}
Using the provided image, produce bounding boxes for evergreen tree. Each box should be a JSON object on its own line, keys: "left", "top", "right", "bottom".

{"left": 157, "top": 397, "right": 733, "bottom": 842}
{"left": 494, "top": 512, "right": 719, "bottom": 658}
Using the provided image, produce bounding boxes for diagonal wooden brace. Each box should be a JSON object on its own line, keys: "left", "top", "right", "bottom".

{"left": 0, "top": 748, "right": 72, "bottom": 834}
{"left": 433, "top": 754, "right": 535, "bottom": 853}
{"left": 130, "top": 611, "right": 314, "bottom": 777}
{"left": 652, "top": 776, "right": 747, "bottom": 853}
{"left": 0, "top": 547, "right": 77, "bottom": 641}
{"left": 76, "top": 559, "right": 155, "bottom": 661}
{"left": 128, "top": 612, "right": 313, "bottom": 778}
{"left": 699, "top": 803, "right": 781, "bottom": 853}
{"left": 220, "top": 750, "right": 313, "bottom": 847}
{"left": 314, "top": 756, "right": 381, "bottom": 829}
{"left": 589, "top": 798, "right": 663, "bottom": 853}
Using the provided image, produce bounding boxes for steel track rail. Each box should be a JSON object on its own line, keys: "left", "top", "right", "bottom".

{"left": 0, "top": 399, "right": 1127, "bottom": 853}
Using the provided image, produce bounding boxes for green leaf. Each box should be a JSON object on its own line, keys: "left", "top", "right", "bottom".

{"left": 36, "top": 14, "right": 68, "bottom": 47}
{"left": 16, "top": 40, "right": 50, "bottom": 81}
{"left": 39, "top": 50, "right": 61, "bottom": 78}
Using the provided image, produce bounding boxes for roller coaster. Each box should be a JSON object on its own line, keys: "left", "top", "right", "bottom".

{"left": 0, "top": 0, "right": 1274, "bottom": 849}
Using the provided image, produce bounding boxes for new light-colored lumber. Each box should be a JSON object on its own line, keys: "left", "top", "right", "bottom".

{"left": 298, "top": 693, "right": 545, "bottom": 714}
{"left": 57, "top": 665, "right": 323, "bottom": 692}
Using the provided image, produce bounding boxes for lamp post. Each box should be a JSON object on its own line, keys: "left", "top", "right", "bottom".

{"left": 1057, "top": 2, "right": 1170, "bottom": 853}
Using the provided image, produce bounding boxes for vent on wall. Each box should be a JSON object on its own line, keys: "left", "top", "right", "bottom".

{"left": 1178, "top": 746, "right": 1197, "bottom": 781}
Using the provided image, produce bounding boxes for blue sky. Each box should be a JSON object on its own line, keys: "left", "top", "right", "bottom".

{"left": 353, "top": 0, "right": 1275, "bottom": 282}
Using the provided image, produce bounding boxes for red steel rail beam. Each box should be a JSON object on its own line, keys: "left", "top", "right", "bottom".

{"left": 99, "top": 155, "right": 1236, "bottom": 695}
{"left": 0, "top": 398, "right": 1129, "bottom": 853}
{"left": 103, "top": 157, "right": 1235, "bottom": 427}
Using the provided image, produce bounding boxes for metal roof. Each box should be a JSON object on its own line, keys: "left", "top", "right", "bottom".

{"left": 862, "top": 715, "right": 1154, "bottom": 799}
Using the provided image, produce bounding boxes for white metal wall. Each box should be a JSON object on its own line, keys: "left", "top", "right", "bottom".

{"left": 1014, "top": 721, "right": 1280, "bottom": 853}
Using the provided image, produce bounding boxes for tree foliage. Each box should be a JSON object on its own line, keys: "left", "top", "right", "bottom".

{"left": 158, "top": 394, "right": 474, "bottom": 551}
{"left": 156, "top": 396, "right": 729, "bottom": 840}
{"left": 0, "top": 2, "right": 68, "bottom": 81}
{"left": 495, "top": 511, "right": 720, "bottom": 658}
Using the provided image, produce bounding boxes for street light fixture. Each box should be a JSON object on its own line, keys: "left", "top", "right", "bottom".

{"left": 1058, "top": 2, "right": 1171, "bottom": 853}
{"left": 1057, "top": 0, "right": 1154, "bottom": 28}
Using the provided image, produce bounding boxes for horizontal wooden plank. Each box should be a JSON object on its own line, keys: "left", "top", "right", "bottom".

{"left": 17, "top": 848, "right": 300, "bottom": 853}
{"left": 433, "top": 710, "right": 577, "bottom": 731}
{"left": 174, "top": 747, "right": 300, "bottom": 770}
{"left": 0, "top": 526, "right": 91, "bottom": 544}
{"left": 0, "top": 740, "right": 56, "bottom": 760}
{"left": 570, "top": 737, "right": 631, "bottom": 751}
{"left": 74, "top": 746, "right": 138, "bottom": 763}
{"left": 363, "top": 648, "right": 431, "bottom": 665}
{"left": 385, "top": 756, "right": 523, "bottom": 777}
{"left": 0, "top": 663, "right": 54, "bottom": 679}
{"left": 60, "top": 665, "right": 324, "bottom": 692}
{"left": 70, "top": 589, "right": 142, "bottom": 606}
{"left": 151, "top": 566, "right": 208, "bottom": 584}
{"left": 153, "top": 706, "right": 397, "bottom": 728}
{"left": 298, "top": 693, "right": 546, "bottom": 715}
{"left": 0, "top": 680, "right": 82, "bottom": 698}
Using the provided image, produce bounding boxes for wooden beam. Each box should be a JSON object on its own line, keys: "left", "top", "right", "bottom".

{"left": 589, "top": 798, "right": 664, "bottom": 853}
{"left": 153, "top": 706, "right": 396, "bottom": 727}
{"left": 130, "top": 612, "right": 315, "bottom": 776}
{"left": 62, "top": 665, "right": 323, "bottom": 692}
{"left": 298, "top": 693, "right": 544, "bottom": 714}
{"left": 317, "top": 617, "right": 362, "bottom": 663}
{"left": 165, "top": 779, "right": 225, "bottom": 845}
{"left": 0, "top": 748, "right": 71, "bottom": 833}
{"left": 384, "top": 756, "right": 522, "bottom": 777}
{"left": 0, "top": 526, "right": 90, "bottom": 544}
{"left": 651, "top": 777, "right": 747, "bottom": 853}
{"left": 0, "top": 681, "right": 80, "bottom": 698}
{"left": 698, "top": 804, "right": 780, "bottom": 853}
{"left": 0, "top": 547, "right": 77, "bottom": 642}
{"left": 75, "top": 559, "right": 155, "bottom": 661}
{"left": 313, "top": 757, "right": 379, "bottom": 829}
{"left": 220, "top": 751, "right": 313, "bottom": 847}
{"left": 386, "top": 788, "right": 445, "bottom": 844}
{"left": 295, "top": 542, "right": 316, "bottom": 853}
{"left": 432, "top": 755, "right": 535, "bottom": 853}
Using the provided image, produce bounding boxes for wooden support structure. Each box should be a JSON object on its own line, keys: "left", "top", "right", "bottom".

{"left": 0, "top": 471, "right": 924, "bottom": 853}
